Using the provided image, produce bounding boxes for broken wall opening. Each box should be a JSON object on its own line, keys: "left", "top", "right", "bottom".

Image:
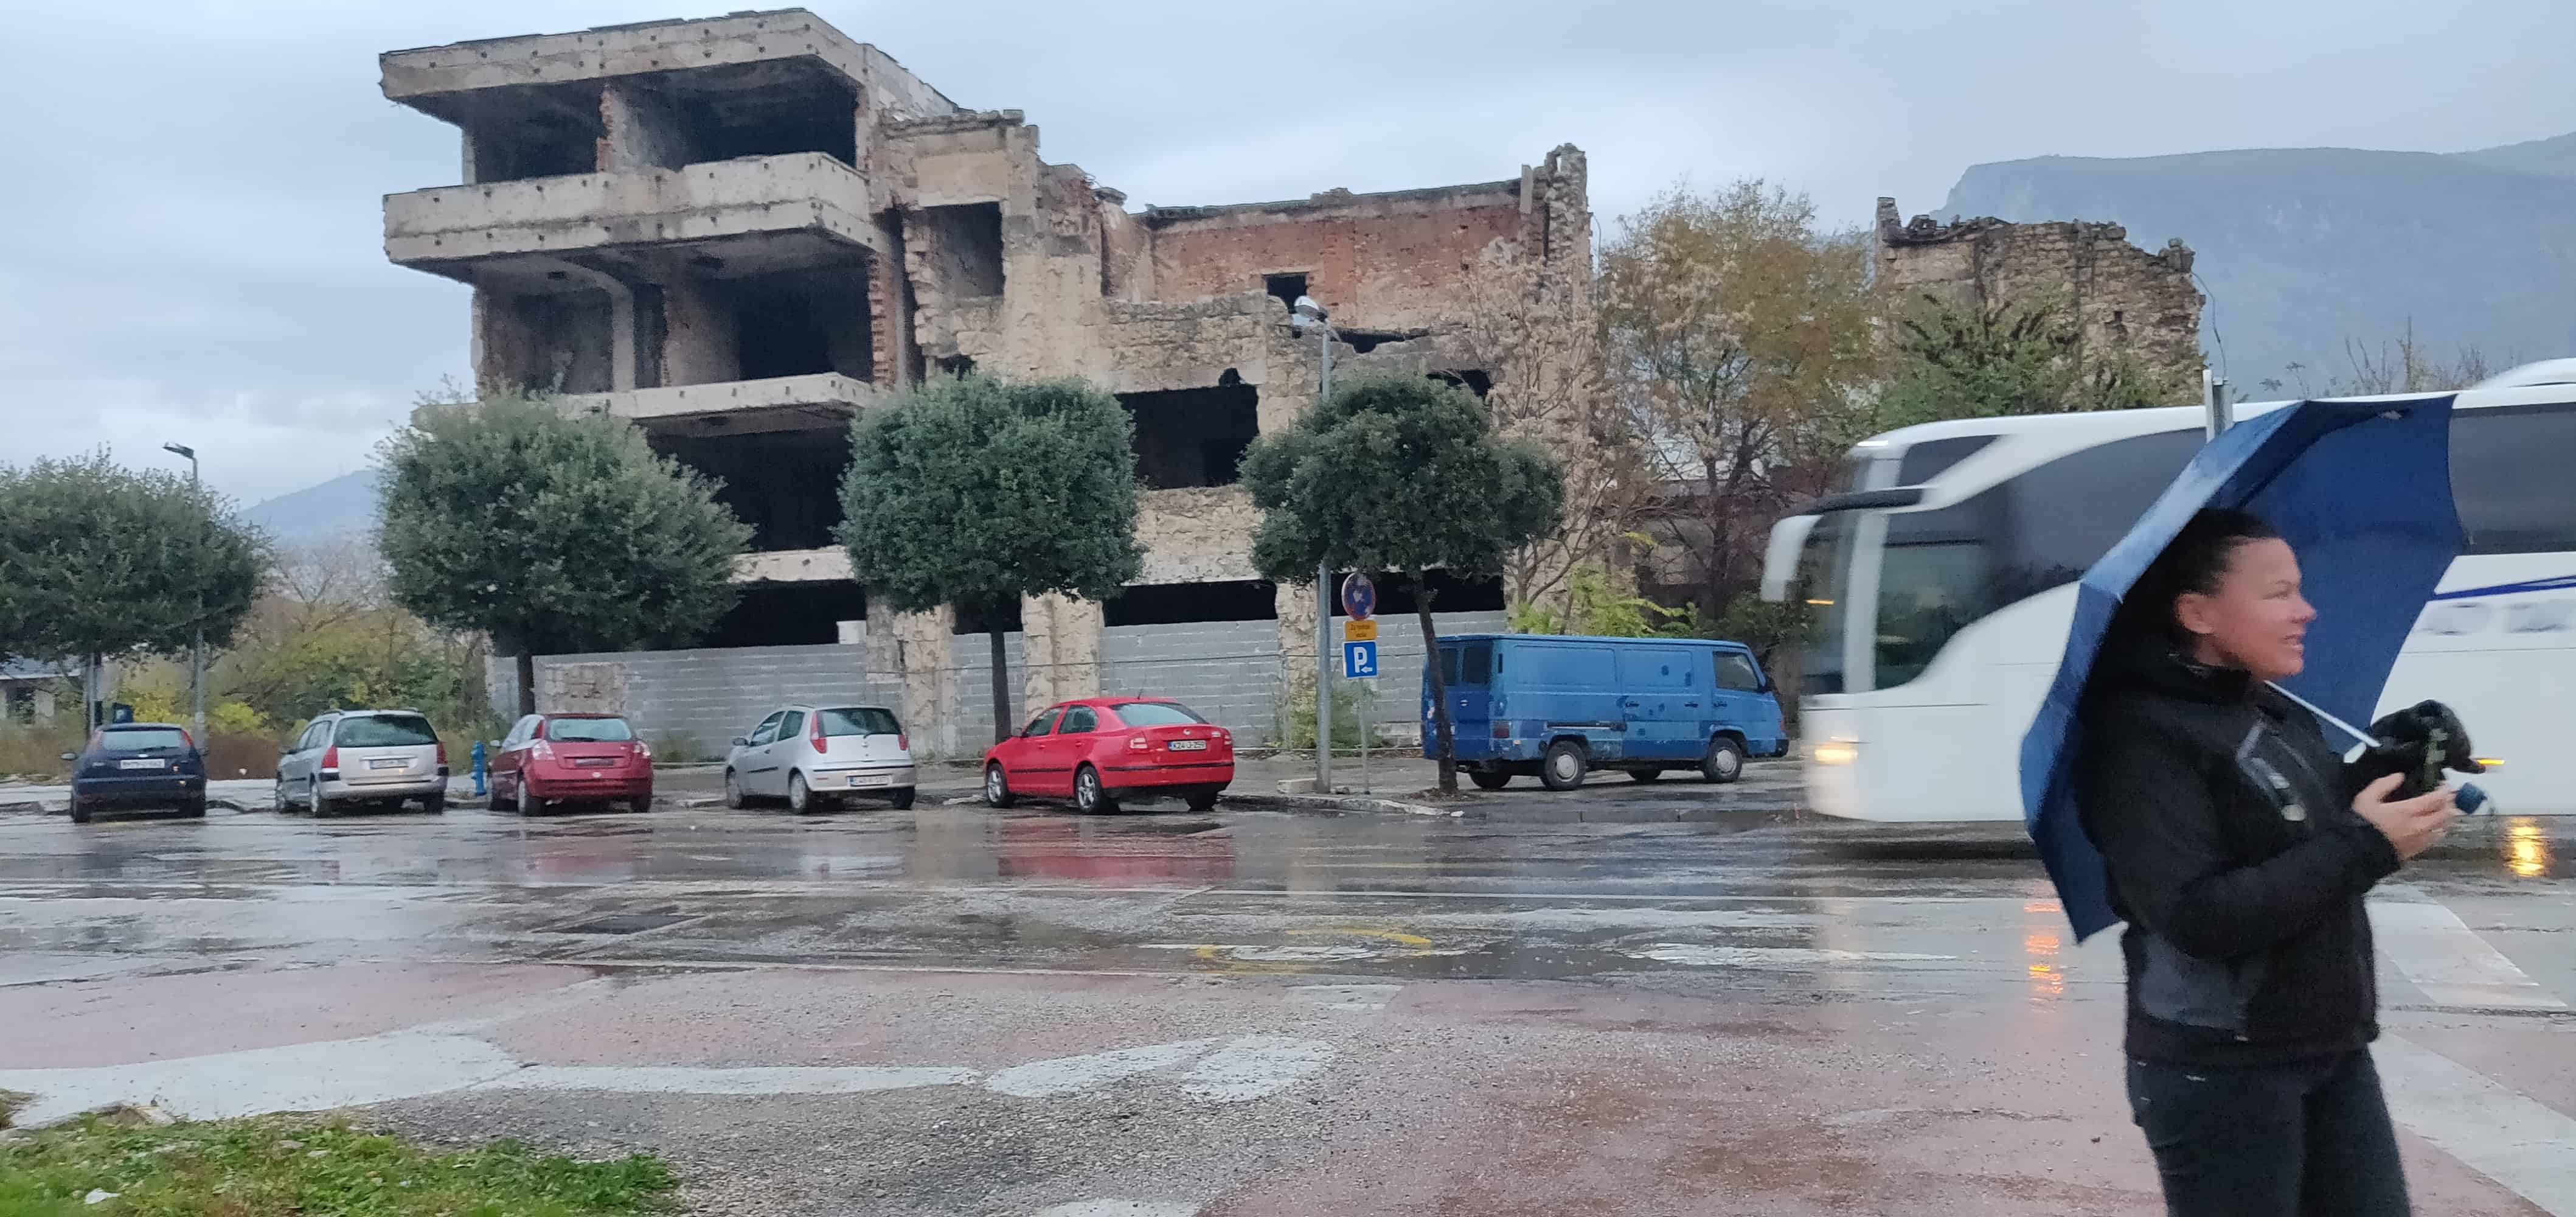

{"left": 651, "top": 426, "right": 850, "bottom": 551}
{"left": 668, "top": 68, "right": 859, "bottom": 167}
{"left": 464, "top": 86, "right": 603, "bottom": 182}
{"left": 926, "top": 203, "right": 1005, "bottom": 298}
{"left": 482, "top": 288, "right": 617, "bottom": 394}
{"left": 703, "top": 580, "right": 866, "bottom": 649}
{"left": 1367, "top": 570, "right": 1506, "bottom": 616}
{"left": 1120, "top": 385, "right": 1260, "bottom": 489}
{"left": 1264, "top": 273, "right": 1307, "bottom": 311}
{"left": 1430, "top": 369, "right": 1493, "bottom": 398}
{"left": 1103, "top": 581, "right": 1278, "bottom": 627}
{"left": 725, "top": 267, "right": 873, "bottom": 382}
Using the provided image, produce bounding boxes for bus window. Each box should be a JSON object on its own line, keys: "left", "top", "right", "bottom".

{"left": 2452, "top": 403, "right": 2576, "bottom": 554}
{"left": 1798, "top": 512, "right": 1855, "bottom": 696}
{"left": 1896, "top": 435, "right": 1995, "bottom": 486}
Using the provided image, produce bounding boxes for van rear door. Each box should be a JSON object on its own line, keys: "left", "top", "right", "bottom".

{"left": 1428, "top": 640, "right": 1495, "bottom": 756}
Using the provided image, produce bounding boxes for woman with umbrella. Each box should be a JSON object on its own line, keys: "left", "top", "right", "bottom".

{"left": 2078, "top": 506, "right": 2460, "bottom": 1216}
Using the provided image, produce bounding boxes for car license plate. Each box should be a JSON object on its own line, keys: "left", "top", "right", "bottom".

{"left": 369, "top": 758, "right": 407, "bottom": 770}
{"left": 117, "top": 758, "right": 165, "bottom": 770}
{"left": 1168, "top": 739, "right": 1209, "bottom": 751}
{"left": 848, "top": 774, "right": 889, "bottom": 788}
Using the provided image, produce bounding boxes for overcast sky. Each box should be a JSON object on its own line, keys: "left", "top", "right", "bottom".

{"left": 1, "top": 0, "right": 2565, "bottom": 508}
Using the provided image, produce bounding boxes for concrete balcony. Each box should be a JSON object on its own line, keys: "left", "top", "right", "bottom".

{"left": 384, "top": 153, "right": 877, "bottom": 282}
{"left": 558, "top": 372, "right": 883, "bottom": 436}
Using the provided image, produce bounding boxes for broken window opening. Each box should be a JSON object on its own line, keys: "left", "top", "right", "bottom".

{"left": 702, "top": 580, "right": 868, "bottom": 649}
{"left": 953, "top": 599, "right": 1023, "bottom": 636}
{"left": 467, "top": 109, "right": 600, "bottom": 182}
{"left": 1342, "top": 329, "right": 1426, "bottom": 355}
{"left": 724, "top": 267, "right": 872, "bottom": 382}
{"left": 926, "top": 203, "right": 1005, "bottom": 298}
{"left": 1103, "top": 581, "right": 1279, "bottom": 627}
{"left": 1369, "top": 570, "right": 1506, "bottom": 617}
{"left": 1430, "top": 369, "right": 1494, "bottom": 398}
{"left": 1264, "top": 273, "right": 1307, "bottom": 312}
{"left": 1119, "top": 385, "right": 1260, "bottom": 490}
{"left": 936, "top": 355, "right": 976, "bottom": 378}
{"left": 650, "top": 425, "right": 852, "bottom": 552}
{"left": 484, "top": 288, "right": 617, "bottom": 394}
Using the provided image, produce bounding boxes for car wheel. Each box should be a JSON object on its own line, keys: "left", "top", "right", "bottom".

{"left": 423, "top": 792, "right": 446, "bottom": 815}
{"left": 983, "top": 764, "right": 1015, "bottom": 809}
{"left": 888, "top": 787, "right": 916, "bottom": 811}
{"left": 1468, "top": 769, "right": 1512, "bottom": 790}
{"left": 1701, "top": 736, "right": 1746, "bottom": 784}
{"left": 1630, "top": 769, "right": 1664, "bottom": 783}
{"left": 625, "top": 795, "right": 651, "bottom": 814}
{"left": 1540, "top": 740, "right": 1588, "bottom": 792}
{"left": 788, "top": 772, "right": 814, "bottom": 815}
{"left": 181, "top": 798, "right": 207, "bottom": 818}
{"left": 1186, "top": 787, "right": 1223, "bottom": 812}
{"left": 519, "top": 777, "right": 546, "bottom": 815}
{"left": 1074, "top": 765, "right": 1120, "bottom": 815}
{"left": 723, "top": 770, "right": 746, "bottom": 810}
{"left": 69, "top": 795, "right": 92, "bottom": 824}
{"left": 310, "top": 779, "right": 334, "bottom": 818}
{"left": 273, "top": 777, "right": 290, "bottom": 813}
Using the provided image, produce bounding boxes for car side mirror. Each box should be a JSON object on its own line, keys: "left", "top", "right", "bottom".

{"left": 730, "top": 736, "right": 749, "bottom": 748}
{"left": 60, "top": 752, "right": 76, "bottom": 762}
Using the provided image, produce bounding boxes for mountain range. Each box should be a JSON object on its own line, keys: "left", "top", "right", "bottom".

{"left": 1939, "top": 131, "right": 2576, "bottom": 389}
{"left": 245, "top": 469, "right": 380, "bottom": 542}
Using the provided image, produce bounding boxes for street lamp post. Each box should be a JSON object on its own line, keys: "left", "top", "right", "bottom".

{"left": 1290, "top": 295, "right": 1335, "bottom": 793}
{"left": 161, "top": 443, "right": 203, "bottom": 745}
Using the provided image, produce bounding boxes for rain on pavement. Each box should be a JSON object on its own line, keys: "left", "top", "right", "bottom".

{"left": 1, "top": 768, "right": 2570, "bottom": 1216}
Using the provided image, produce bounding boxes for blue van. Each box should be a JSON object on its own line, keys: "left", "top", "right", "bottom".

{"left": 1422, "top": 634, "right": 1788, "bottom": 790}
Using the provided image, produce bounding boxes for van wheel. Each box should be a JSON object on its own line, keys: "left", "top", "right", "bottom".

{"left": 1540, "top": 741, "right": 1588, "bottom": 791}
{"left": 1468, "top": 769, "right": 1512, "bottom": 790}
{"left": 1701, "top": 737, "right": 1746, "bottom": 784}
{"left": 1630, "top": 769, "right": 1664, "bottom": 783}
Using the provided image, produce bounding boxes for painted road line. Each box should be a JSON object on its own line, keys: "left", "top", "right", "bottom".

{"left": 1033, "top": 1203, "right": 1198, "bottom": 1217}
{"left": 1625, "top": 944, "right": 1959, "bottom": 968}
{"left": 2370, "top": 896, "right": 2568, "bottom": 1011}
{"left": 0, "top": 1034, "right": 519, "bottom": 1127}
{"left": 984, "top": 1040, "right": 1216, "bottom": 1098}
{"left": 1285, "top": 984, "right": 1401, "bottom": 1013}
{"left": 1178, "top": 1036, "right": 1336, "bottom": 1101}
{"left": 2379, "top": 1035, "right": 2576, "bottom": 1216}
{"left": 485, "top": 1065, "right": 976, "bottom": 1095}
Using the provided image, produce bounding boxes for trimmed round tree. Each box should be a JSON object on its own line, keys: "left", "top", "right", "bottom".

{"left": 836, "top": 375, "right": 1144, "bottom": 744}
{"left": 0, "top": 451, "right": 265, "bottom": 714}
{"left": 1240, "top": 376, "right": 1564, "bottom": 792}
{"left": 377, "top": 393, "right": 751, "bottom": 715}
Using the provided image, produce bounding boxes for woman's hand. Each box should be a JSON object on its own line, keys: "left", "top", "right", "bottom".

{"left": 2352, "top": 772, "right": 2458, "bottom": 860}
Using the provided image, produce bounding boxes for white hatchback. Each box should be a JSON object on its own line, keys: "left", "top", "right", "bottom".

{"left": 724, "top": 704, "right": 915, "bottom": 814}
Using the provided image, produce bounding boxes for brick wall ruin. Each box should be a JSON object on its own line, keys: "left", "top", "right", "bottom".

{"left": 1875, "top": 197, "right": 2204, "bottom": 396}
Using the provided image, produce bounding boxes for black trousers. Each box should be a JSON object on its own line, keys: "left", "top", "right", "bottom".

{"left": 2126, "top": 1050, "right": 2411, "bottom": 1216}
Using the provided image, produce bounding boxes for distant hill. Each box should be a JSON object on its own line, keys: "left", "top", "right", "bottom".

{"left": 1937, "top": 134, "right": 2576, "bottom": 389}
{"left": 245, "top": 469, "right": 380, "bottom": 542}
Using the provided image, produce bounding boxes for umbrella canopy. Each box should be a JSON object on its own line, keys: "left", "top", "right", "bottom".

{"left": 2019, "top": 396, "right": 2464, "bottom": 939}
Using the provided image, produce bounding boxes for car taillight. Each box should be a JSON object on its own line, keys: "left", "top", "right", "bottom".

{"left": 897, "top": 733, "right": 908, "bottom": 751}
{"left": 435, "top": 740, "right": 448, "bottom": 765}
{"left": 178, "top": 729, "right": 195, "bottom": 751}
{"left": 811, "top": 714, "right": 827, "bottom": 753}
{"left": 636, "top": 740, "right": 652, "bottom": 761}
{"left": 1128, "top": 736, "right": 1150, "bottom": 751}
{"left": 1493, "top": 721, "right": 1510, "bottom": 738}
{"left": 321, "top": 745, "right": 339, "bottom": 771}
{"left": 532, "top": 739, "right": 554, "bottom": 761}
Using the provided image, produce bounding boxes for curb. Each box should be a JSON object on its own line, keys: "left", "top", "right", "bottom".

{"left": 1223, "top": 792, "right": 1467, "bottom": 818}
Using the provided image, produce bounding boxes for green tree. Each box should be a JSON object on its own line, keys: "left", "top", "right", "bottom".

{"left": 0, "top": 451, "right": 264, "bottom": 715}
{"left": 1241, "top": 377, "right": 1564, "bottom": 792}
{"left": 836, "top": 375, "right": 1144, "bottom": 743}
{"left": 377, "top": 392, "right": 751, "bottom": 714}
{"left": 1878, "top": 294, "right": 2177, "bottom": 427}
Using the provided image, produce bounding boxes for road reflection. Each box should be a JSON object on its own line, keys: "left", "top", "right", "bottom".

{"left": 2502, "top": 817, "right": 2555, "bottom": 879}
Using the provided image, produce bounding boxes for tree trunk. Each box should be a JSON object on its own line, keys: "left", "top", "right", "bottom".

{"left": 1412, "top": 567, "right": 1457, "bottom": 793}
{"left": 515, "top": 650, "right": 536, "bottom": 717}
{"left": 988, "top": 601, "right": 1012, "bottom": 745}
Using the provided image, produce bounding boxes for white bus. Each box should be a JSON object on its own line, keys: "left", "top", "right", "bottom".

{"left": 1760, "top": 370, "right": 2576, "bottom": 822}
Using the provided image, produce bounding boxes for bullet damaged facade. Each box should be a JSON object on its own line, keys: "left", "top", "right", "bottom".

{"left": 380, "top": 9, "right": 1591, "bottom": 755}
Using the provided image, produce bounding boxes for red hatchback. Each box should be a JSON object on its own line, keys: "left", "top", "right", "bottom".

{"left": 982, "top": 698, "right": 1234, "bottom": 814}
{"left": 493, "top": 713, "right": 654, "bottom": 814}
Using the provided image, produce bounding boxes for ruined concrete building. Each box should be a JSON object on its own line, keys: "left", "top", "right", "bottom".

{"left": 380, "top": 10, "right": 1589, "bottom": 753}
{"left": 1873, "top": 197, "right": 2204, "bottom": 395}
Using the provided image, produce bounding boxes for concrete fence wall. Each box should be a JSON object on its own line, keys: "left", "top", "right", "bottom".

{"left": 493, "top": 609, "right": 1512, "bottom": 759}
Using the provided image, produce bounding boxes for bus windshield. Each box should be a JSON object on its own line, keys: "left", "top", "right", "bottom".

{"left": 1797, "top": 512, "right": 1856, "bottom": 695}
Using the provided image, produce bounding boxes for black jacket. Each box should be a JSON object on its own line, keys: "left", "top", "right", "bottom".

{"left": 2077, "top": 642, "right": 2403, "bottom": 1067}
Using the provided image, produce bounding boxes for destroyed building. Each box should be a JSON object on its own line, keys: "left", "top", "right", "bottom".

{"left": 1874, "top": 197, "right": 2205, "bottom": 395}
{"left": 380, "top": 10, "right": 1590, "bottom": 753}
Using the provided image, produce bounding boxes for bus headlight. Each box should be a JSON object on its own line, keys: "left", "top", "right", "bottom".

{"left": 1811, "top": 739, "right": 1861, "bottom": 766}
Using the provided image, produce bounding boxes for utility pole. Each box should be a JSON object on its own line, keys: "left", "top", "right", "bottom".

{"left": 162, "top": 443, "right": 203, "bottom": 744}
{"left": 1293, "top": 296, "right": 1336, "bottom": 794}
{"left": 2203, "top": 369, "right": 2232, "bottom": 439}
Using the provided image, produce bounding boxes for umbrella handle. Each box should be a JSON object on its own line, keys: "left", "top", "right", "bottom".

{"left": 2266, "top": 683, "right": 2496, "bottom": 815}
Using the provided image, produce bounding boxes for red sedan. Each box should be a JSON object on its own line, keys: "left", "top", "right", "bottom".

{"left": 493, "top": 713, "right": 654, "bottom": 814}
{"left": 982, "top": 698, "right": 1234, "bottom": 814}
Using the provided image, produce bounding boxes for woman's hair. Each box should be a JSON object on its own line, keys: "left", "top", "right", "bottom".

{"left": 2114, "top": 507, "right": 2283, "bottom": 644}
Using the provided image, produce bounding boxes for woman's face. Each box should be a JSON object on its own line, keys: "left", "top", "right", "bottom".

{"left": 2175, "top": 537, "right": 2316, "bottom": 682}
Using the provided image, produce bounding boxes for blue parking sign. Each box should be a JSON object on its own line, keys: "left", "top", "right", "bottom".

{"left": 1342, "top": 640, "right": 1378, "bottom": 679}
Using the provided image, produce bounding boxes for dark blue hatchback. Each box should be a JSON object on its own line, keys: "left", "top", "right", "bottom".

{"left": 65, "top": 723, "right": 208, "bottom": 823}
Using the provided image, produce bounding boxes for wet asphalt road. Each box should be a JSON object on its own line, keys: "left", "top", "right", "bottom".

{"left": 1, "top": 775, "right": 2571, "bottom": 1216}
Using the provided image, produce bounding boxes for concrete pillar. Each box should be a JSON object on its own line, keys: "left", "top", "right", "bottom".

{"left": 1021, "top": 593, "right": 1102, "bottom": 716}
{"left": 597, "top": 80, "right": 694, "bottom": 172}
{"left": 888, "top": 607, "right": 959, "bottom": 760}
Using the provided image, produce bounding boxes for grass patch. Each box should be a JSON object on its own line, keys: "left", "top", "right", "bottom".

{"left": 0, "top": 1113, "right": 676, "bottom": 1216}
{"left": 0, "top": 1090, "right": 24, "bottom": 1129}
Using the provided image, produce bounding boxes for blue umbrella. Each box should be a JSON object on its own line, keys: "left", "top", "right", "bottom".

{"left": 2019, "top": 396, "right": 2463, "bottom": 939}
